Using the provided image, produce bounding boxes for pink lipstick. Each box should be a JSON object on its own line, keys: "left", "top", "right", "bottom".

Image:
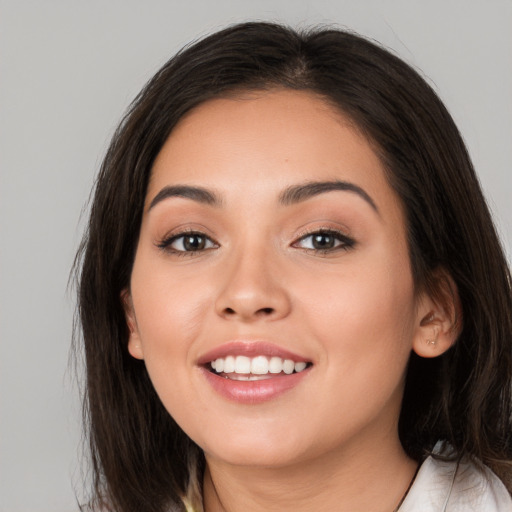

{"left": 198, "top": 341, "right": 312, "bottom": 404}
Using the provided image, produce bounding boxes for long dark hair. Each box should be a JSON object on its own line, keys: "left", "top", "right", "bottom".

{"left": 74, "top": 22, "right": 512, "bottom": 511}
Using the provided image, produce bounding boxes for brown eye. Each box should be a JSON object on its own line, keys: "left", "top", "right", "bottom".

{"left": 158, "top": 232, "right": 217, "bottom": 253}
{"left": 311, "top": 233, "right": 336, "bottom": 250}
{"left": 182, "top": 234, "right": 206, "bottom": 251}
{"left": 294, "top": 230, "right": 355, "bottom": 252}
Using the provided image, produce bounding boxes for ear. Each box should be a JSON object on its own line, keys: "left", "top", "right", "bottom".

{"left": 121, "top": 289, "right": 144, "bottom": 360}
{"left": 412, "top": 269, "right": 462, "bottom": 358}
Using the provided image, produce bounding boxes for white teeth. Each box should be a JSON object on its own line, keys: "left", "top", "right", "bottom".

{"left": 269, "top": 356, "right": 283, "bottom": 374}
{"left": 282, "top": 359, "right": 294, "bottom": 375}
{"left": 210, "top": 355, "right": 309, "bottom": 376}
{"left": 224, "top": 355, "right": 235, "bottom": 373}
{"left": 251, "top": 356, "right": 269, "bottom": 375}
{"left": 294, "top": 361, "right": 307, "bottom": 372}
{"left": 235, "top": 355, "right": 251, "bottom": 374}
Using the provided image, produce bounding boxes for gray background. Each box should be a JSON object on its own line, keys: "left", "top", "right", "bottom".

{"left": 1, "top": 1, "right": 510, "bottom": 511}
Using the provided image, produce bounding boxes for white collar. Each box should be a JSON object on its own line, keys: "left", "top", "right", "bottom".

{"left": 400, "top": 452, "right": 511, "bottom": 511}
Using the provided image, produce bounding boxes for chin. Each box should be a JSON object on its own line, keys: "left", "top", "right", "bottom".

{"left": 205, "top": 444, "right": 304, "bottom": 469}
{"left": 196, "top": 423, "right": 322, "bottom": 469}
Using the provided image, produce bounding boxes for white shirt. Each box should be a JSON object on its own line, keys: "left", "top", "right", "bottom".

{"left": 400, "top": 454, "right": 512, "bottom": 511}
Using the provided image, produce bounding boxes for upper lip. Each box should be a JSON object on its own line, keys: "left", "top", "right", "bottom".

{"left": 197, "top": 341, "right": 311, "bottom": 365}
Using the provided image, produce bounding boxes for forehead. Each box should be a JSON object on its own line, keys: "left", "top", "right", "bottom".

{"left": 148, "top": 89, "right": 401, "bottom": 219}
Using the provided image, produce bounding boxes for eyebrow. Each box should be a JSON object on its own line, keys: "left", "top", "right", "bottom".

{"left": 148, "top": 185, "right": 221, "bottom": 211}
{"left": 148, "top": 180, "right": 378, "bottom": 214}
{"left": 279, "top": 180, "right": 379, "bottom": 213}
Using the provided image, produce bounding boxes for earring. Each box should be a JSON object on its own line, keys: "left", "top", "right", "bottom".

{"left": 426, "top": 326, "right": 440, "bottom": 346}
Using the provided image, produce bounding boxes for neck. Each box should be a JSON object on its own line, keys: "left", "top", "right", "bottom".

{"left": 203, "top": 433, "right": 418, "bottom": 512}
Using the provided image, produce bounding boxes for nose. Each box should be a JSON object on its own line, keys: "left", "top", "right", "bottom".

{"left": 214, "top": 248, "right": 292, "bottom": 322}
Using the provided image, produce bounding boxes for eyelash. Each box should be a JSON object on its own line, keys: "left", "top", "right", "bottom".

{"left": 156, "top": 228, "right": 355, "bottom": 256}
{"left": 293, "top": 228, "right": 355, "bottom": 254}
{"left": 156, "top": 230, "right": 218, "bottom": 256}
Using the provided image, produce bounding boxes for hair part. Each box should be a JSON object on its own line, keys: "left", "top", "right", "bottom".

{"left": 74, "top": 22, "right": 512, "bottom": 511}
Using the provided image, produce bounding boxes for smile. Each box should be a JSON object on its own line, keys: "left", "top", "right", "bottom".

{"left": 210, "top": 355, "right": 309, "bottom": 379}
{"left": 199, "top": 342, "right": 313, "bottom": 403}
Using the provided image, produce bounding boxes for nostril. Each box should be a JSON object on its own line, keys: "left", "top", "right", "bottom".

{"left": 223, "top": 307, "right": 274, "bottom": 316}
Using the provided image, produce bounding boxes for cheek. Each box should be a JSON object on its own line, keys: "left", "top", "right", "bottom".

{"left": 129, "top": 249, "right": 213, "bottom": 382}
{"left": 129, "top": 269, "right": 210, "bottom": 419}
{"left": 282, "top": 260, "right": 417, "bottom": 451}
{"left": 299, "top": 248, "right": 417, "bottom": 380}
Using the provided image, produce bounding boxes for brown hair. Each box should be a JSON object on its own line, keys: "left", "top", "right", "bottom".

{"left": 74, "top": 22, "right": 512, "bottom": 511}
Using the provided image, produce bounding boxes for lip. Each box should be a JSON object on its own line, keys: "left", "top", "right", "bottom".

{"left": 201, "top": 365, "right": 311, "bottom": 404}
{"left": 197, "top": 341, "right": 313, "bottom": 404}
{"left": 197, "top": 341, "right": 310, "bottom": 365}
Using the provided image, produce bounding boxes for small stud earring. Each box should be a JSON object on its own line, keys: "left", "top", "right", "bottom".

{"left": 426, "top": 326, "right": 440, "bottom": 347}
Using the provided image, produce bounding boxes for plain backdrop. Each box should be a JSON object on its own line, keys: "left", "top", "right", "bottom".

{"left": 1, "top": 1, "right": 511, "bottom": 511}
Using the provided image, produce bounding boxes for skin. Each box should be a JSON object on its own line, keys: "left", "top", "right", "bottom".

{"left": 124, "top": 90, "right": 458, "bottom": 512}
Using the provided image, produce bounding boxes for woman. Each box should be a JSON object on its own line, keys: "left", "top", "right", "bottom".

{"left": 75, "top": 22, "right": 512, "bottom": 511}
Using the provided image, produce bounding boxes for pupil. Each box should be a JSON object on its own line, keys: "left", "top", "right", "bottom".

{"left": 313, "top": 234, "right": 334, "bottom": 249}
{"left": 184, "top": 235, "right": 205, "bottom": 251}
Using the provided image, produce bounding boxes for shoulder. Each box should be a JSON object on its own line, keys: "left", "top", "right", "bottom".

{"left": 400, "top": 453, "right": 512, "bottom": 511}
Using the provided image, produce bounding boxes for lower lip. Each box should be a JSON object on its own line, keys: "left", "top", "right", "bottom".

{"left": 201, "top": 367, "right": 311, "bottom": 404}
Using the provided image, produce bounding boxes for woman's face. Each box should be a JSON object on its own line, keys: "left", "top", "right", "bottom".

{"left": 126, "top": 90, "right": 428, "bottom": 468}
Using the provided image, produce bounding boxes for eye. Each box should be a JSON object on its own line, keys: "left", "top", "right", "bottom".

{"left": 294, "top": 230, "right": 355, "bottom": 252}
{"left": 157, "top": 231, "right": 217, "bottom": 254}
